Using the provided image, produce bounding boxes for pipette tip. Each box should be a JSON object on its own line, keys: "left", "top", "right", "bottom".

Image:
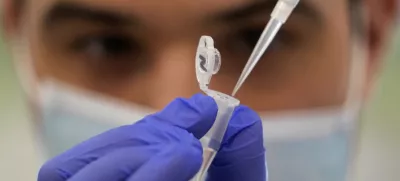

{"left": 231, "top": 88, "right": 238, "bottom": 97}
{"left": 232, "top": 73, "right": 247, "bottom": 96}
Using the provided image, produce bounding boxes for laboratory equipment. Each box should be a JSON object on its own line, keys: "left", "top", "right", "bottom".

{"left": 192, "top": 36, "right": 240, "bottom": 181}
{"left": 232, "top": 0, "right": 300, "bottom": 96}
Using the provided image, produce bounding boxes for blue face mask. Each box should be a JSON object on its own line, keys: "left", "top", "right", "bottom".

{"left": 38, "top": 82, "right": 153, "bottom": 157}
{"left": 259, "top": 106, "right": 359, "bottom": 181}
{"left": 38, "top": 81, "right": 360, "bottom": 181}
{"left": 265, "top": 132, "right": 350, "bottom": 181}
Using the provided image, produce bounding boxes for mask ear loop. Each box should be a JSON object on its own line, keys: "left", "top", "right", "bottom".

{"left": 9, "top": 24, "right": 50, "bottom": 161}
{"left": 11, "top": 39, "right": 37, "bottom": 99}
{"left": 340, "top": 0, "right": 370, "bottom": 126}
{"left": 341, "top": 39, "right": 368, "bottom": 181}
{"left": 341, "top": 41, "right": 368, "bottom": 125}
{"left": 343, "top": 4, "right": 370, "bottom": 181}
{"left": 11, "top": 36, "right": 44, "bottom": 131}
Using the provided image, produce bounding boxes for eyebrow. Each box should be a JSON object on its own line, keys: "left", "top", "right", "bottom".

{"left": 214, "top": 0, "right": 322, "bottom": 23}
{"left": 43, "top": 2, "right": 136, "bottom": 29}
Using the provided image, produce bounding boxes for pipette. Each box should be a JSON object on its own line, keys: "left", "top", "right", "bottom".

{"left": 192, "top": 36, "right": 240, "bottom": 181}
{"left": 232, "top": 0, "right": 300, "bottom": 96}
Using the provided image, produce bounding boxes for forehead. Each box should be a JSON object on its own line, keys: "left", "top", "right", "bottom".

{"left": 28, "top": 0, "right": 348, "bottom": 23}
{"left": 30, "top": 0, "right": 249, "bottom": 20}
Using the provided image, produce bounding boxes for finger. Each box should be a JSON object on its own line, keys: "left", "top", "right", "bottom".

{"left": 127, "top": 142, "right": 203, "bottom": 181}
{"left": 207, "top": 105, "right": 267, "bottom": 181}
{"left": 37, "top": 126, "right": 142, "bottom": 181}
{"left": 149, "top": 93, "right": 218, "bottom": 139}
{"left": 66, "top": 146, "right": 157, "bottom": 181}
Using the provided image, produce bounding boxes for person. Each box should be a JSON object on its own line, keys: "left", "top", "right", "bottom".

{"left": 1, "top": 0, "right": 398, "bottom": 180}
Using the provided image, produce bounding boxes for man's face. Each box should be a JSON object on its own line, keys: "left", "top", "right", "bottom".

{"left": 6, "top": 0, "right": 369, "bottom": 111}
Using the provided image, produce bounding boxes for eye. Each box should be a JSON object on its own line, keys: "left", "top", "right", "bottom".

{"left": 239, "top": 28, "right": 264, "bottom": 50}
{"left": 71, "top": 33, "right": 140, "bottom": 60}
{"left": 237, "top": 27, "right": 292, "bottom": 52}
{"left": 221, "top": 25, "right": 296, "bottom": 59}
{"left": 67, "top": 32, "right": 145, "bottom": 79}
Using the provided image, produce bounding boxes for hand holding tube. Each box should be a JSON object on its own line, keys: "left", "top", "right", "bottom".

{"left": 38, "top": 94, "right": 266, "bottom": 181}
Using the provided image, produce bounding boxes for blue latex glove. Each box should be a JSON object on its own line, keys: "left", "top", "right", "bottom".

{"left": 38, "top": 94, "right": 266, "bottom": 181}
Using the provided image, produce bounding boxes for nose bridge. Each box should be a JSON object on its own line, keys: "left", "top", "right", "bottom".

{"left": 147, "top": 41, "right": 200, "bottom": 109}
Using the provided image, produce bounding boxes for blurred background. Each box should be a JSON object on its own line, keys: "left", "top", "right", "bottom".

{"left": 0, "top": 3, "right": 399, "bottom": 181}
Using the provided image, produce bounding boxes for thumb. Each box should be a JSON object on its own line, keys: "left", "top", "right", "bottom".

{"left": 147, "top": 93, "right": 218, "bottom": 139}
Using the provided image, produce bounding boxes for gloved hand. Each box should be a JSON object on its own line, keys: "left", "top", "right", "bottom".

{"left": 38, "top": 94, "right": 266, "bottom": 181}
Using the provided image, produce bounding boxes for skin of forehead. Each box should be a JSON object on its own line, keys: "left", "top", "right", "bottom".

{"left": 30, "top": 0, "right": 251, "bottom": 21}
{"left": 28, "top": 0, "right": 349, "bottom": 27}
